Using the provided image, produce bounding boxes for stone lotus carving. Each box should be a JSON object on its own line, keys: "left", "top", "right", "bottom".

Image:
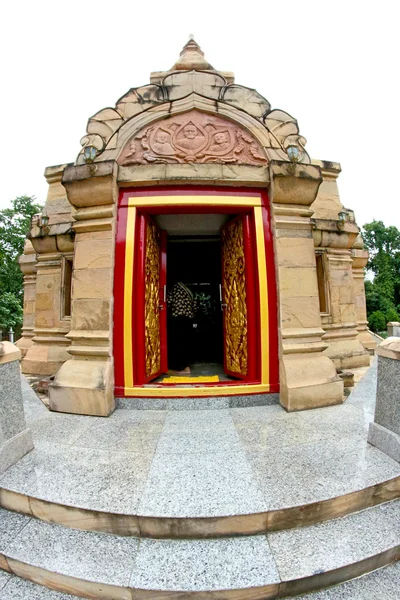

{"left": 117, "top": 111, "right": 268, "bottom": 166}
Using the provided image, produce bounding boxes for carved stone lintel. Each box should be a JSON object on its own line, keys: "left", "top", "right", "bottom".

{"left": 117, "top": 110, "right": 268, "bottom": 167}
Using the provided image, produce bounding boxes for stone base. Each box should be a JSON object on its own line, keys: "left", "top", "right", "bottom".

{"left": 323, "top": 337, "right": 370, "bottom": 371}
{"left": 357, "top": 329, "right": 378, "bottom": 353}
{"left": 15, "top": 336, "right": 34, "bottom": 358}
{"left": 49, "top": 359, "right": 115, "bottom": 416}
{"left": 21, "top": 343, "right": 70, "bottom": 376}
{"left": 368, "top": 422, "right": 400, "bottom": 463}
{"left": 0, "top": 429, "right": 34, "bottom": 475}
{"left": 280, "top": 354, "right": 344, "bottom": 411}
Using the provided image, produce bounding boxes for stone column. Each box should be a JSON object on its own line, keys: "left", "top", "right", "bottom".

{"left": 15, "top": 240, "right": 37, "bottom": 358}
{"left": 0, "top": 342, "right": 34, "bottom": 474}
{"left": 351, "top": 238, "right": 377, "bottom": 353}
{"left": 368, "top": 338, "right": 400, "bottom": 463}
{"left": 48, "top": 161, "right": 117, "bottom": 417}
{"left": 270, "top": 162, "right": 343, "bottom": 411}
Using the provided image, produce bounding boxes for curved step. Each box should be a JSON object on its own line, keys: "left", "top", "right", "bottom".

{"left": 0, "top": 502, "right": 399, "bottom": 599}
{"left": 2, "top": 563, "right": 400, "bottom": 599}
{"left": 1, "top": 476, "right": 400, "bottom": 538}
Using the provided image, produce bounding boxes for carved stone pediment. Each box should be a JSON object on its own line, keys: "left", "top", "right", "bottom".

{"left": 117, "top": 110, "right": 268, "bottom": 166}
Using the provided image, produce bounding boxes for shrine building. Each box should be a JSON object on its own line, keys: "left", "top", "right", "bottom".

{"left": 17, "top": 39, "right": 375, "bottom": 416}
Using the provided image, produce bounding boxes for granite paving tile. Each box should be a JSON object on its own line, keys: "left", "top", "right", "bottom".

{"left": 156, "top": 410, "right": 241, "bottom": 454}
{"left": 0, "top": 508, "right": 30, "bottom": 552}
{"left": 1, "top": 574, "right": 78, "bottom": 599}
{"left": 137, "top": 449, "right": 267, "bottom": 517}
{"left": 163, "top": 408, "right": 235, "bottom": 428}
{"left": 285, "top": 561, "right": 400, "bottom": 599}
{"left": 347, "top": 358, "right": 377, "bottom": 415}
{"left": 29, "top": 414, "right": 99, "bottom": 449}
{"left": 0, "top": 446, "right": 153, "bottom": 514}
{"left": 130, "top": 536, "right": 280, "bottom": 591}
{"left": 245, "top": 439, "right": 400, "bottom": 510}
{"left": 72, "top": 409, "right": 166, "bottom": 453}
{"left": 4, "top": 518, "right": 138, "bottom": 586}
{"left": 0, "top": 570, "right": 11, "bottom": 590}
{"left": 21, "top": 377, "right": 49, "bottom": 424}
{"left": 268, "top": 500, "right": 400, "bottom": 581}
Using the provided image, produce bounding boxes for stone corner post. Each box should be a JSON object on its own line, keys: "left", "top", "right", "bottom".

{"left": 0, "top": 342, "right": 34, "bottom": 474}
{"left": 368, "top": 337, "right": 400, "bottom": 463}
{"left": 269, "top": 161, "right": 344, "bottom": 411}
{"left": 48, "top": 161, "right": 118, "bottom": 417}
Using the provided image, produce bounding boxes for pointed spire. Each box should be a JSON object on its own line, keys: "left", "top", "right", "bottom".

{"left": 172, "top": 37, "right": 214, "bottom": 71}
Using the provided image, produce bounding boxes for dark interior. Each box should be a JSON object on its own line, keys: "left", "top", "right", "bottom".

{"left": 167, "top": 237, "right": 223, "bottom": 365}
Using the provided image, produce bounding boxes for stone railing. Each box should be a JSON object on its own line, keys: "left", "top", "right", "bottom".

{"left": 368, "top": 337, "right": 400, "bottom": 463}
{"left": 0, "top": 342, "right": 34, "bottom": 474}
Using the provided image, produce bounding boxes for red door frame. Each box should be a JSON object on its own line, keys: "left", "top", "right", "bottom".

{"left": 113, "top": 186, "right": 279, "bottom": 396}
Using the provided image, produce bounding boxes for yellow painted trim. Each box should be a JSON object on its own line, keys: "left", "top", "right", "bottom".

{"left": 123, "top": 207, "right": 136, "bottom": 388}
{"left": 254, "top": 207, "right": 269, "bottom": 385}
{"left": 128, "top": 195, "right": 261, "bottom": 208}
{"left": 124, "top": 383, "right": 271, "bottom": 397}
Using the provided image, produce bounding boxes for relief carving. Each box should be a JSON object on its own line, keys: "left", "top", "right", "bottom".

{"left": 117, "top": 110, "right": 268, "bottom": 166}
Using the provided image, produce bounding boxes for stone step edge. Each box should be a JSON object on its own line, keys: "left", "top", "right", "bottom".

{"left": 116, "top": 392, "right": 280, "bottom": 411}
{"left": 1, "top": 475, "right": 399, "bottom": 539}
{"left": 1, "top": 547, "right": 399, "bottom": 599}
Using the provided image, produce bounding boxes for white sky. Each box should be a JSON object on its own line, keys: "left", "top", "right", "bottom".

{"left": 1, "top": 0, "right": 399, "bottom": 229}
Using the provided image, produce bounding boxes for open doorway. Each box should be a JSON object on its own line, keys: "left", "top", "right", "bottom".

{"left": 153, "top": 213, "right": 234, "bottom": 382}
{"left": 165, "top": 236, "right": 226, "bottom": 379}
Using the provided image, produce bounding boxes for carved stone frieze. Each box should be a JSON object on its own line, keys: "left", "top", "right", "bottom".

{"left": 117, "top": 110, "right": 268, "bottom": 166}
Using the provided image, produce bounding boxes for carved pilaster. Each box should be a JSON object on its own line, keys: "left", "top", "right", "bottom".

{"left": 16, "top": 241, "right": 37, "bottom": 357}
{"left": 270, "top": 162, "right": 343, "bottom": 411}
{"left": 22, "top": 253, "right": 71, "bottom": 375}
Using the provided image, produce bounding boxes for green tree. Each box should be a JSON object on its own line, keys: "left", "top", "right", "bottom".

{"left": 0, "top": 195, "right": 43, "bottom": 334}
{"left": 362, "top": 220, "right": 400, "bottom": 327}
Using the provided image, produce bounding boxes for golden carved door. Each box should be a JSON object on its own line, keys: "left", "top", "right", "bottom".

{"left": 221, "top": 215, "right": 257, "bottom": 380}
{"left": 135, "top": 215, "right": 167, "bottom": 384}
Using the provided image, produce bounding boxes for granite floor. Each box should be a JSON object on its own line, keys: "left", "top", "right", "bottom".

{"left": 0, "top": 360, "right": 399, "bottom": 518}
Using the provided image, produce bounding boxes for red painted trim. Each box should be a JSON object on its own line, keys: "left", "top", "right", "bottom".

{"left": 114, "top": 186, "right": 280, "bottom": 396}
{"left": 119, "top": 186, "right": 262, "bottom": 207}
{"left": 159, "top": 229, "right": 168, "bottom": 373}
{"left": 113, "top": 198, "right": 128, "bottom": 392}
{"left": 261, "top": 194, "right": 280, "bottom": 392}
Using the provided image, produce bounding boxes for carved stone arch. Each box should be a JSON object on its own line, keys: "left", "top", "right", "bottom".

{"left": 113, "top": 94, "right": 276, "bottom": 168}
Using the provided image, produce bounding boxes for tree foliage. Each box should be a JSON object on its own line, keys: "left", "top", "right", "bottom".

{"left": 362, "top": 220, "right": 400, "bottom": 331}
{"left": 0, "top": 195, "right": 43, "bottom": 332}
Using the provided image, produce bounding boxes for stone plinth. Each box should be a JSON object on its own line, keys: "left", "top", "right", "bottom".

{"left": 368, "top": 338, "right": 400, "bottom": 462}
{"left": 387, "top": 322, "right": 400, "bottom": 338}
{"left": 0, "top": 342, "right": 34, "bottom": 474}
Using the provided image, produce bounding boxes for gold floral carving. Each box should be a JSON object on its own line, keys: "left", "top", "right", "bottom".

{"left": 118, "top": 110, "right": 268, "bottom": 166}
{"left": 144, "top": 220, "right": 161, "bottom": 378}
{"left": 222, "top": 219, "right": 248, "bottom": 376}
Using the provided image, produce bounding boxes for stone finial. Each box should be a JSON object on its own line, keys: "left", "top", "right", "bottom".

{"left": 376, "top": 336, "right": 400, "bottom": 359}
{"left": 172, "top": 37, "right": 214, "bottom": 71}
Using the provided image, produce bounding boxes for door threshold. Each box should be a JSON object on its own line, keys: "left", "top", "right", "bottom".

{"left": 121, "top": 382, "right": 272, "bottom": 398}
